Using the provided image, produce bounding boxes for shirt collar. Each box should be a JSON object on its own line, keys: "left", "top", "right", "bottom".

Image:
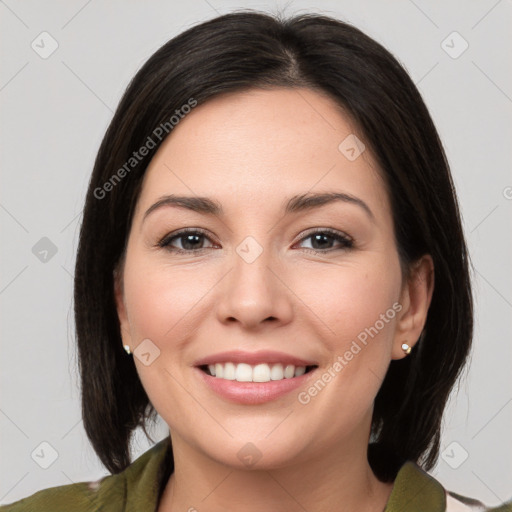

{"left": 94, "top": 435, "right": 172, "bottom": 512}
{"left": 384, "top": 460, "right": 446, "bottom": 512}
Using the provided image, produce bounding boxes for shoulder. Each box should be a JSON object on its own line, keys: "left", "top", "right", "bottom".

{"left": 0, "top": 437, "right": 172, "bottom": 512}
{"left": 386, "top": 461, "right": 512, "bottom": 512}
{"left": 0, "top": 478, "right": 115, "bottom": 512}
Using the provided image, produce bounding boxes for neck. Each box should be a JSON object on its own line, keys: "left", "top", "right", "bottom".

{"left": 158, "top": 430, "right": 394, "bottom": 512}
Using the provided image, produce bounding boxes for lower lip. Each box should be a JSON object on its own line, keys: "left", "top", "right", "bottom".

{"left": 195, "top": 367, "right": 316, "bottom": 404}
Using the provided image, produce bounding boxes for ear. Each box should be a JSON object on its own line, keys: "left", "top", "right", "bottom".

{"left": 392, "top": 254, "right": 434, "bottom": 360}
{"left": 113, "top": 265, "right": 133, "bottom": 351}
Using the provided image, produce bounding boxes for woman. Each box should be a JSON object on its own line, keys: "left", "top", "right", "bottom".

{"left": 2, "top": 10, "right": 510, "bottom": 512}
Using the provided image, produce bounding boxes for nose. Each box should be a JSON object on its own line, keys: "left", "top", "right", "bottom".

{"left": 215, "top": 242, "right": 294, "bottom": 331}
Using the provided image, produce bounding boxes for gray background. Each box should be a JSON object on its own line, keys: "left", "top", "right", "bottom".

{"left": 1, "top": 0, "right": 511, "bottom": 506}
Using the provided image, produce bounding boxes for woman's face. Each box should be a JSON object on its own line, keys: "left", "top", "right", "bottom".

{"left": 115, "top": 87, "right": 429, "bottom": 469}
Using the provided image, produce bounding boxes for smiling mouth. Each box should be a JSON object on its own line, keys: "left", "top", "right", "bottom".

{"left": 199, "top": 362, "right": 318, "bottom": 383}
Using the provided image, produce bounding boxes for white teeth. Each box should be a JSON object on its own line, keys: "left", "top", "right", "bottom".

{"left": 270, "top": 363, "right": 284, "bottom": 380}
{"left": 223, "top": 362, "right": 236, "bottom": 380}
{"left": 284, "top": 364, "right": 295, "bottom": 379}
{"left": 205, "top": 362, "right": 310, "bottom": 382}
{"left": 294, "top": 366, "right": 306, "bottom": 377}
{"left": 235, "top": 363, "right": 252, "bottom": 382}
{"left": 253, "top": 364, "right": 271, "bottom": 382}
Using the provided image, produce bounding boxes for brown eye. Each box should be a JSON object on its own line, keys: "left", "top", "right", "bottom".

{"left": 296, "top": 229, "right": 353, "bottom": 252}
{"left": 158, "top": 229, "right": 216, "bottom": 253}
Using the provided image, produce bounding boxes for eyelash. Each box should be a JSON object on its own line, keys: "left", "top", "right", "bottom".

{"left": 157, "top": 227, "right": 354, "bottom": 255}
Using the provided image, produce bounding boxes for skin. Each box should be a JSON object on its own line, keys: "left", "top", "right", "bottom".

{"left": 115, "top": 87, "right": 434, "bottom": 512}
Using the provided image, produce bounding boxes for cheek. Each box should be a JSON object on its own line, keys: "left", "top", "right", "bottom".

{"left": 297, "top": 259, "right": 401, "bottom": 347}
{"left": 289, "top": 260, "right": 402, "bottom": 438}
{"left": 122, "top": 254, "right": 214, "bottom": 343}
{"left": 121, "top": 253, "right": 211, "bottom": 424}
{"left": 293, "top": 255, "right": 403, "bottom": 413}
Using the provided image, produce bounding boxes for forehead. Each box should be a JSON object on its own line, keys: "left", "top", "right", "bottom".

{"left": 135, "top": 87, "right": 390, "bottom": 220}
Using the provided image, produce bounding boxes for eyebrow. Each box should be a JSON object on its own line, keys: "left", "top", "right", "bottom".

{"left": 143, "top": 192, "right": 374, "bottom": 222}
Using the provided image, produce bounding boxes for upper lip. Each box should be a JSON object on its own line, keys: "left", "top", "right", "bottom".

{"left": 194, "top": 350, "right": 317, "bottom": 367}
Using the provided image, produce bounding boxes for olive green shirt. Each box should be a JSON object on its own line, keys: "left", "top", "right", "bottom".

{"left": 1, "top": 437, "right": 511, "bottom": 511}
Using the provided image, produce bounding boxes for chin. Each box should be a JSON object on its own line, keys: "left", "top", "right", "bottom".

{"left": 197, "top": 431, "right": 312, "bottom": 471}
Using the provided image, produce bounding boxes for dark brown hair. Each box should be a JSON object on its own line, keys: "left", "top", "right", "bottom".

{"left": 74, "top": 10, "right": 473, "bottom": 482}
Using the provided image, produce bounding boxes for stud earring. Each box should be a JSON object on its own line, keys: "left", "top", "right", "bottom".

{"left": 401, "top": 343, "right": 412, "bottom": 355}
{"left": 123, "top": 344, "right": 132, "bottom": 355}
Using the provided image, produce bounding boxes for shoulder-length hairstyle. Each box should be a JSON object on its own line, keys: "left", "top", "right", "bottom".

{"left": 74, "top": 10, "right": 472, "bottom": 481}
